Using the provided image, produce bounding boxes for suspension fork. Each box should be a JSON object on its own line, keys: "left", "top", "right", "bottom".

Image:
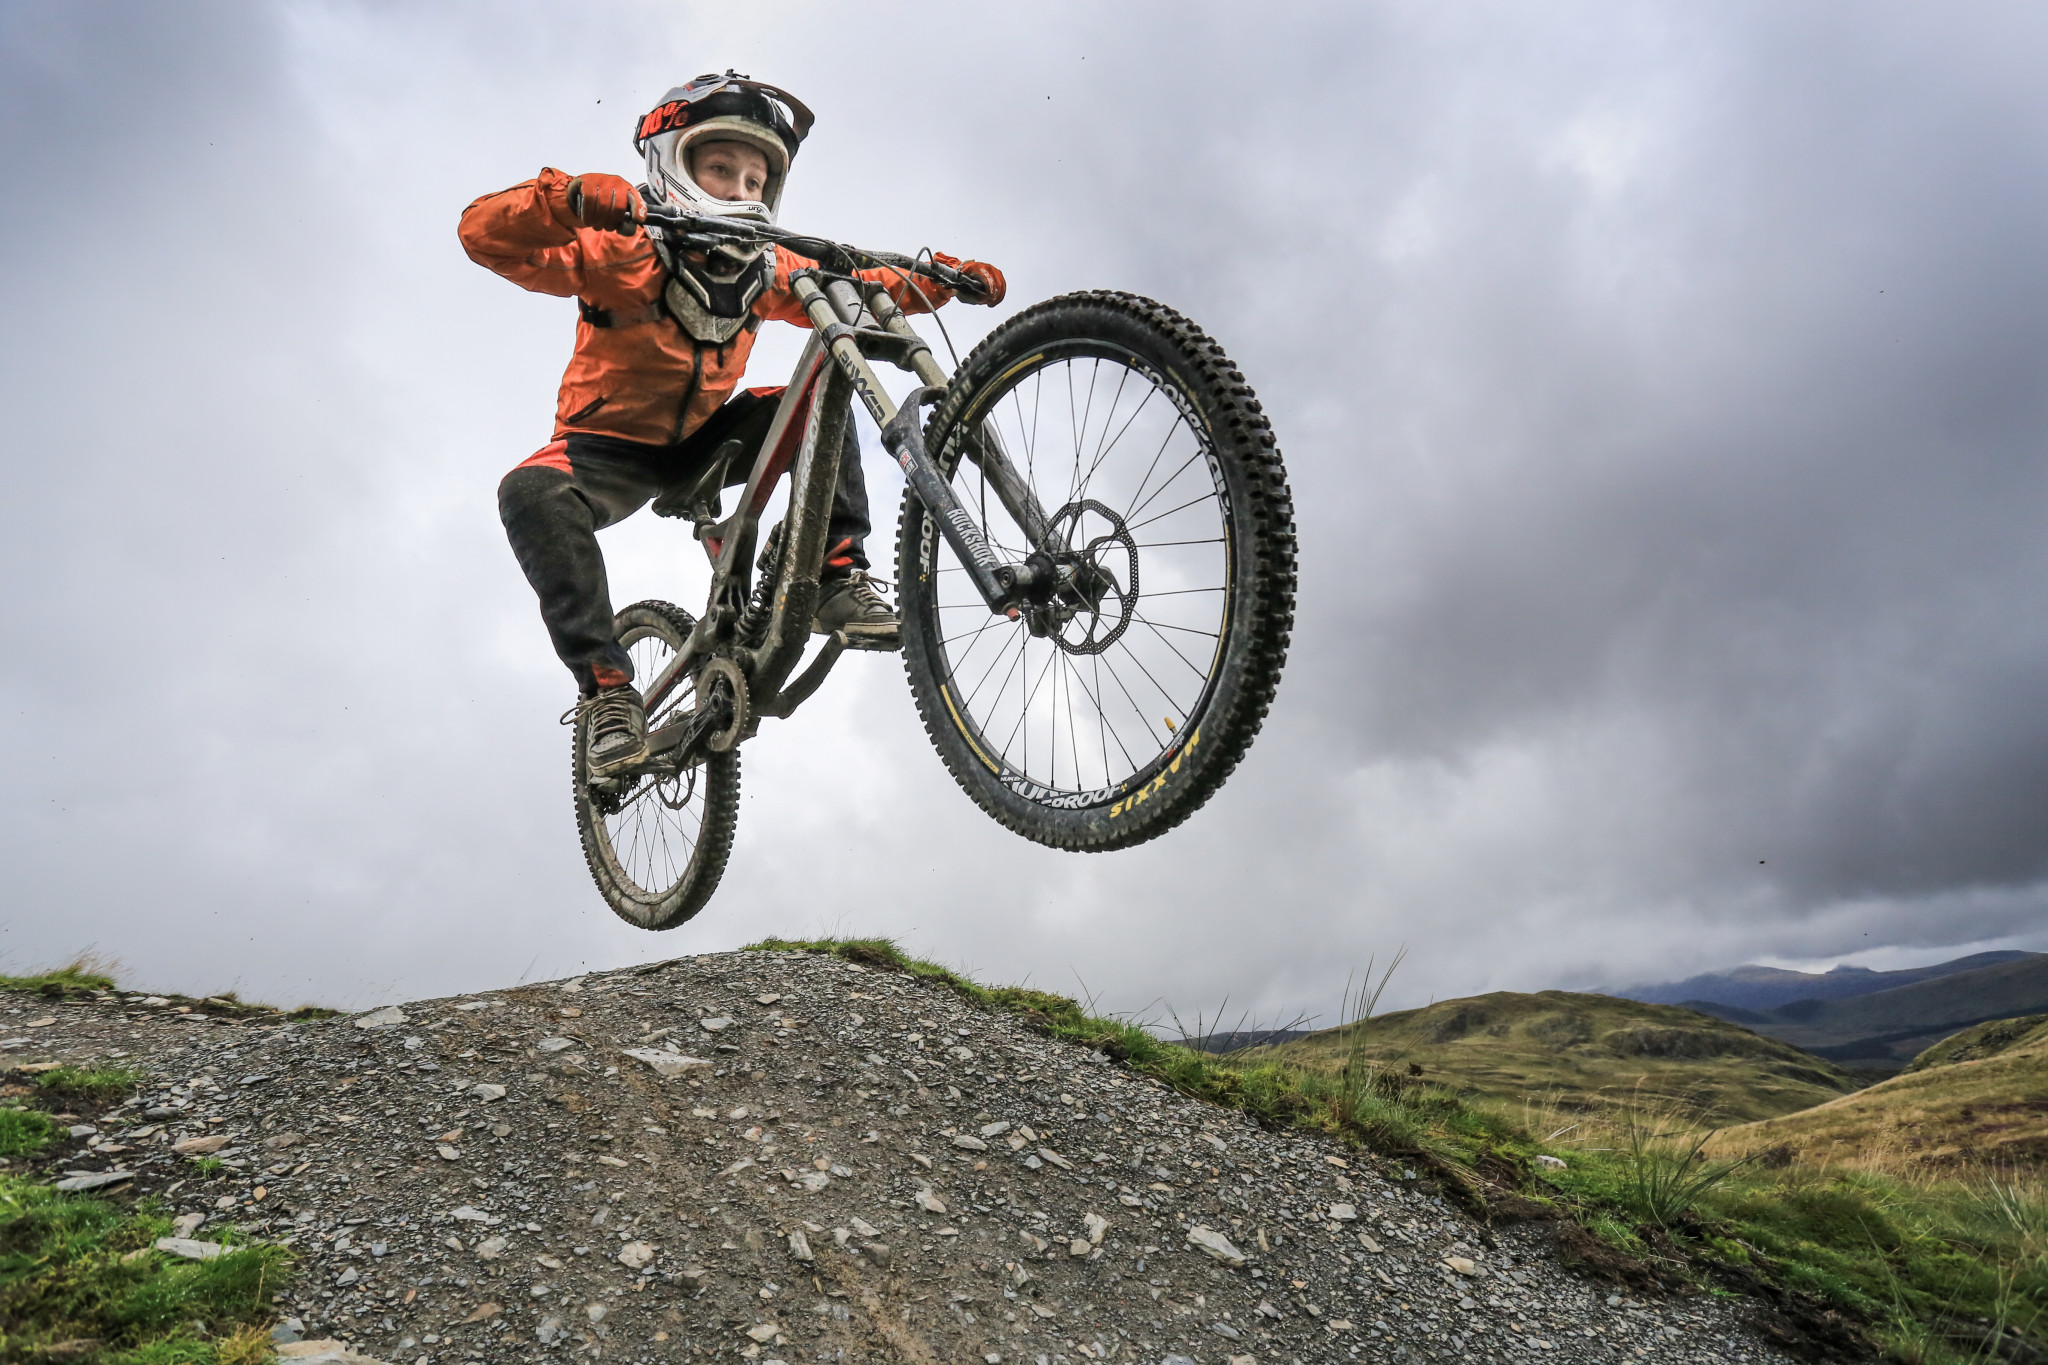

{"left": 788, "top": 271, "right": 1043, "bottom": 614}
{"left": 861, "top": 283, "right": 1055, "bottom": 553}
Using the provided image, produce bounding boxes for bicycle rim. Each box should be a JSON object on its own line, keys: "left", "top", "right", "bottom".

{"left": 927, "top": 345, "right": 1234, "bottom": 802}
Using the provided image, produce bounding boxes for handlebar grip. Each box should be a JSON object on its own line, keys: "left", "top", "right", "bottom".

{"left": 922, "top": 262, "right": 985, "bottom": 300}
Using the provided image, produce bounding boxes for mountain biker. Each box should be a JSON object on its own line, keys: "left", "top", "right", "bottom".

{"left": 459, "top": 72, "right": 1005, "bottom": 779}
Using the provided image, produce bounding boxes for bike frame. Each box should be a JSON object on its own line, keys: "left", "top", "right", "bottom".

{"left": 630, "top": 232, "right": 1061, "bottom": 769}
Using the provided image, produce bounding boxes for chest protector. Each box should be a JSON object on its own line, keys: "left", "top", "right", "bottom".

{"left": 653, "top": 229, "right": 770, "bottom": 344}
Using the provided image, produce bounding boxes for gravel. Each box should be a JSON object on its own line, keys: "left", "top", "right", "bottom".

{"left": 0, "top": 952, "right": 1825, "bottom": 1364}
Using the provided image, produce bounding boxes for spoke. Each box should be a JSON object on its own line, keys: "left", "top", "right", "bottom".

{"left": 1072, "top": 363, "right": 1136, "bottom": 508}
{"left": 1125, "top": 450, "right": 1210, "bottom": 526}
{"left": 1092, "top": 653, "right": 1124, "bottom": 778}
{"left": 1133, "top": 615, "right": 1221, "bottom": 639}
{"left": 1094, "top": 645, "right": 1168, "bottom": 750}
{"left": 1068, "top": 648, "right": 1139, "bottom": 780}
{"left": 962, "top": 626, "right": 1027, "bottom": 714}
{"left": 1126, "top": 487, "right": 1220, "bottom": 534}
{"left": 1134, "top": 611, "right": 1219, "bottom": 681}
{"left": 1134, "top": 585, "right": 1227, "bottom": 598}
{"left": 1077, "top": 380, "right": 1163, "bottom": 506}
{"left": 1108, "top": 633, "right": 1189, "bottom": 718}
{"left": 1073, "top": 358, "right": 1089, "bottom": 501}
{"left": 1067, "top": 359, "right": 1110, "bottom": 510}
{"left": 998, "top": 640, "right": 1062, "bottom": 762}
{"left": 1062, "top": 653, "right": 1084, "bottom": 790}
{"left": 1026, "top": 367, "right": 1043, "bottom": 494}
{"left": 1102, "top": 406, "right": 1183, "bottom": 521}
{"left": 939, "top": 612, "right": 1012, "bottom": 678}
{"left": 1134, "top": 537, "right": 1225, "bottom": 549}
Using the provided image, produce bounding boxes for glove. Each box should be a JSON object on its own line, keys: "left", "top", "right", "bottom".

{"left": 563, "top": 173, "right": 641, "bottom": 234}
{"left": 934, "top": 252, "right": 1006, "bottom": 306}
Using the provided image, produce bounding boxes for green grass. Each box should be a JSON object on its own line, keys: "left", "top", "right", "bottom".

{"left": 749, "top": 935, "right": 2046, "bottom": 1363}
{"left": 1710, "top": 1020, "right": 2048, "bottom": 1172}
{"left": 0, "top": 957, "right": 340, "bottom": 1020}
{"left": 1253, "top": 987, "right": 1861, "bottom": 1125}
{"left": 36, "top": 1065, "right": 144, "bottom": 1107}
{"left": 1541, "top": 1154, "right": 2048, "bottom": 1362}
{"left": 0, "top": 1108, "right": 61, "bottom": 1160}
{"left": 0, "top": 1172, "right": 287, "bottom": 1362}
{"left": 0, "top": 959, "right": 117, "bottom": 999}
{"left": 1904, "top": 1014, "right": 2048, "bottom": 1073}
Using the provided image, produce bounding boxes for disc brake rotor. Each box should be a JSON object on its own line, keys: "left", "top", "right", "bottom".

{"left": 1042, "top": 499, "right": 1139, "bottom": 656}
{"left": 654, "top": 764, "right": 699, "bottom": 810}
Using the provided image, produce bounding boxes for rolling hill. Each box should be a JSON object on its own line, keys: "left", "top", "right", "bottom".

{"left": 1685, "top": 954, "right": 2048, "bottom": 1070}
{"left": 1245, "top": 989, "right": 1863, "bottom": 1125}
{"left": 1620, "top": 950, "right": 2038, "bottom": 1012}
{"left": 1710, "top": 1013, "right": 2048, "bottom": 1170}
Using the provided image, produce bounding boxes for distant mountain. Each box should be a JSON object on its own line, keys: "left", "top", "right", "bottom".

{"left": 1247, "top": 990, "right": 1860, "bottom": 1125}
{"left": 1677, "top": 954, "right": 2048, "bottom": 1070}
{"left": 1712, "top": 1011, "right": 2048, "bottom": 1171}
{"left": 1619, "top": 950, "right": 2040, "bottom": 1011}
{"left": 1184, "top": 1029, "right": 1312, "bottom": 1054}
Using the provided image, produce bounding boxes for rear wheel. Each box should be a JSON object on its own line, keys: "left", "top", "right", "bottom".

{"left": 895, "top": 291, "right": 1296, "bottom": 850}
{"left": 573, "top": 600, "right": 739, "bottom": 928}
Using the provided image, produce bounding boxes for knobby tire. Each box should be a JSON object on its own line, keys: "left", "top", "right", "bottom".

{"left": 573, "top": 600, "right": 740, "bottom": 928}
{"left": 895, "top": 291, "right": 1296, "bottom": 850}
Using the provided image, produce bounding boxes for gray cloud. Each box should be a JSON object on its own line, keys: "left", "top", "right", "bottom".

{"left": 2, "top": 1, "right": 2044, "bottom": 1027}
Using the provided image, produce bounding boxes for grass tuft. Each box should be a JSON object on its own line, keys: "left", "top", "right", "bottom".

{"left": 0, "top": 1173, "right": 289, "bottom": 1361}
{"left": 0, "top": 956, "right": 339, "bottom": 1021}
{"left": 0, "top": 1108, "right": 61, "bottom": 1160}
{"left": 0, "top": 957, "right": 118, "bottom": 999}
{"left": 1616, "top": 1114, "right": 1753, "bottom": 1229}
{"left": 36, "top": 1066, "right": 144, "bottom": 1107}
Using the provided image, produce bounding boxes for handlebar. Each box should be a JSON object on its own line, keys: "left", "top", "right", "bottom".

{"left": 636, "top": 205, "right": 989, "bottom": 302}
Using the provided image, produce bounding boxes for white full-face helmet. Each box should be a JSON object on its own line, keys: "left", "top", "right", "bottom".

{"left": 633, "top": 72, "right": 814, "bottom": 342}
{"left": 635, "top": 71, "right": 813, "bottom": 225}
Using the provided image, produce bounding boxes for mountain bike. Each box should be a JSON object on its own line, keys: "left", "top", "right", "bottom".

{"left": 575, "top": 205, "right": 1297, "bottom": 929}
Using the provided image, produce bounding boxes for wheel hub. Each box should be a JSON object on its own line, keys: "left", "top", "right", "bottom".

{"left": 1030, "top": 499, "right": 1138, "bottom": 655}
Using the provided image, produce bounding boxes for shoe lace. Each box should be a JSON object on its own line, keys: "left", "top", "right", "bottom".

{"left": 583, "top": 689, "right": 643, "bottom": 749}
{"left": 845, "top": 571, "right": 893, "bottom": 614}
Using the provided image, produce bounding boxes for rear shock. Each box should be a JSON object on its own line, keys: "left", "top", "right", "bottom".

{"left": 735, "top": 521, "right": 785, "bottom": 648}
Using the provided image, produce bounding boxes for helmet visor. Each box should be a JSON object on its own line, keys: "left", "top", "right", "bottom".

{"left": 634, "top": 72, "right": 814, "bottom": 161}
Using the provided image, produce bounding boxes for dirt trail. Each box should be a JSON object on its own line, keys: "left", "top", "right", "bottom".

{"left": 3, "top": 949, "right": 1815, "bottom": 1364}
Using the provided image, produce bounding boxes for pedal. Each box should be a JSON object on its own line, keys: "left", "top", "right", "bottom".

{"left": 838, "top": 627, "right": 903, "bottom": 653}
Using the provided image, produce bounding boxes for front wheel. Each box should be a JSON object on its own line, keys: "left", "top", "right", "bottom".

{"left": 573, "top": 600, "right": 740, "bottom": 928}
{"left": 896, "top": 291, "right": 1297, "bottom": 850}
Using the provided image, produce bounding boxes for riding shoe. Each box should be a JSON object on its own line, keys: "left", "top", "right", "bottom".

{"left": 813, "top": 570, "right": 900, "bottom": 647}
{"left": 581, "top": 683, "right": 649, "bottom": 779}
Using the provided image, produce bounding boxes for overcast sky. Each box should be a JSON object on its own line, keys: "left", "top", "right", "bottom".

{"left": 3, "top": 1, "right": 2044, "bottom": 1026}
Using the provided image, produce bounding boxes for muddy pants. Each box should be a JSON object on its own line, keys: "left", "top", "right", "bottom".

{"left": 498, "top": 388, "right": 870, "bottom": 695}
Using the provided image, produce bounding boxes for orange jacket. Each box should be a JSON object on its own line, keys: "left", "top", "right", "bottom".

{"left": 460, "top": 167, "right": 954, "bottom": 446}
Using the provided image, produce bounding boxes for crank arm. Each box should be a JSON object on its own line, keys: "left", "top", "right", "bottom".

{"left": 643, "top": 701, "right": 726, "bottom": 762}
{"left": 761, "top": 631, "right": 848, "bottom": 719}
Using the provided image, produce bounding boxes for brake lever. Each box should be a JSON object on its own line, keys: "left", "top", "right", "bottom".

{"left": 920, "top": 262, "right": 986, "bottom": 301}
